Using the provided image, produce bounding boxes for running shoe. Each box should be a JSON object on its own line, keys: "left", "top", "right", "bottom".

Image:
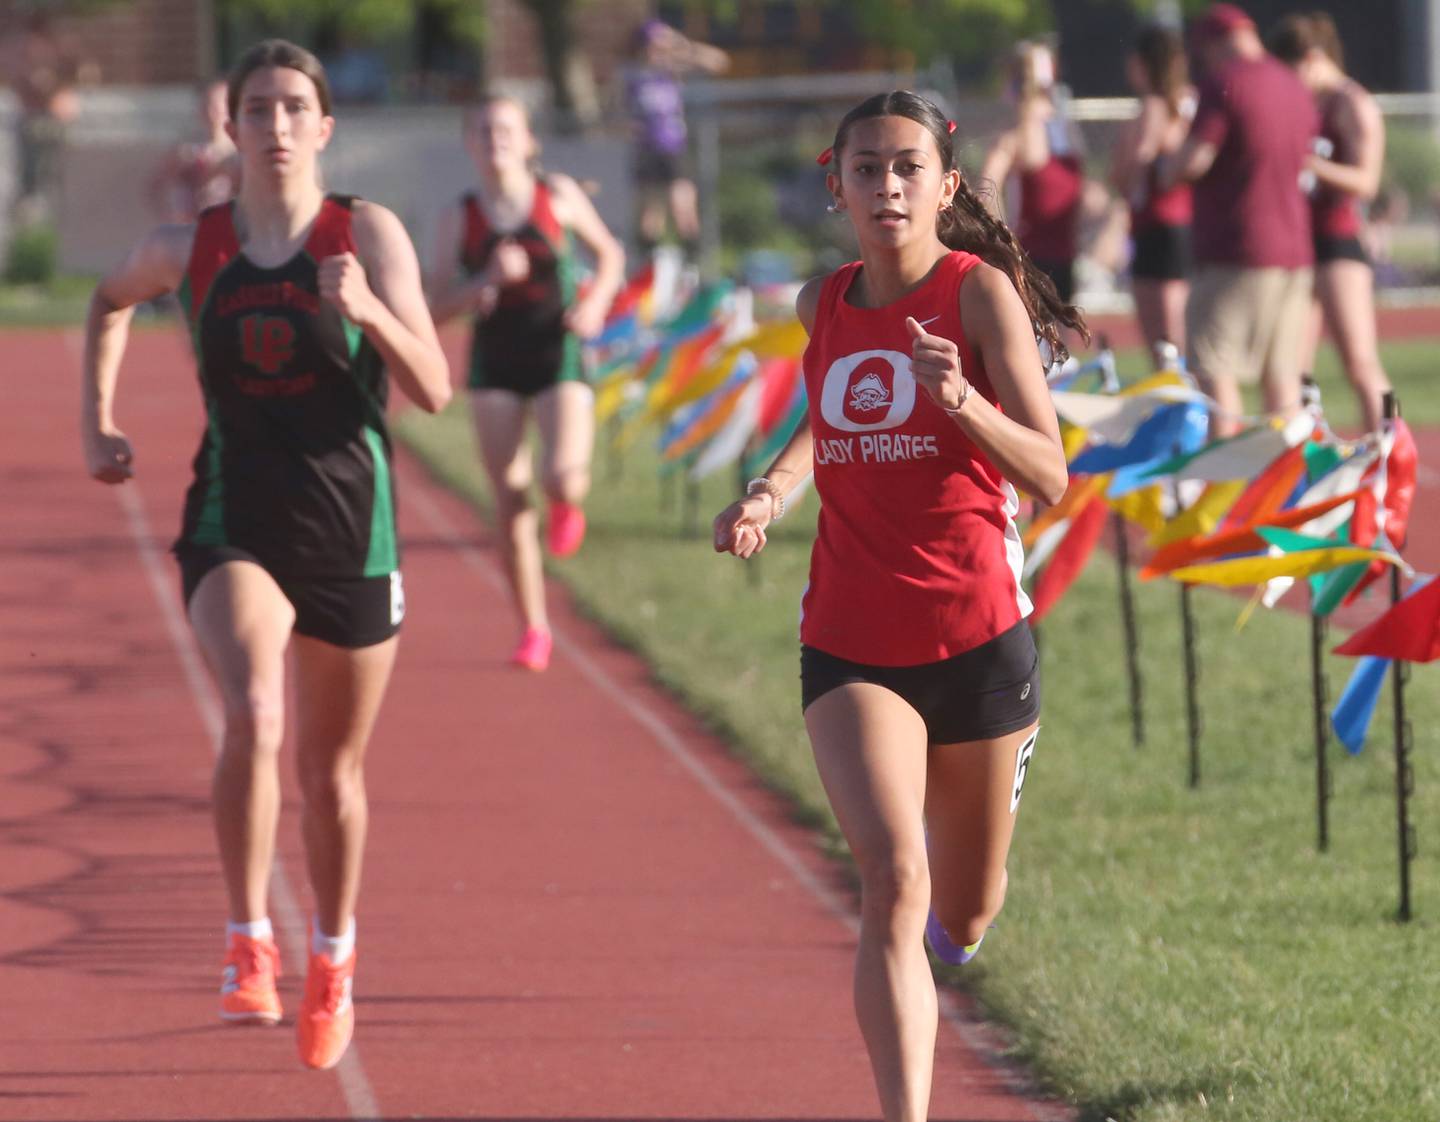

{"left": 296, "top": 950, "right": 355, "bottom": 1070}
{"left": 510, "top": 626, "right": 553, "bottom": 672}
{"left": 924, "top": 909, "right": 984, "bottom": 966}
{"left": 219, "top": 932, "right": 283, "bottom": 1024}
{"left": 546, "top": 501, "right": 586, "bottom": 558}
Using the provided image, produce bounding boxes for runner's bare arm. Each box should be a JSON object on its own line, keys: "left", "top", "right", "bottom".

{"left": 978, "top": 132, "right": 1017, "bottom": 220}
{"left": 1158, "top": 134, "right": 1216, "bottom": 191}
{"left": 1309, "top": 91, "right": 1384, "bottom": 201}
{"left": 712, "top": 277, "right": 821, "bottom": 558}
{"left": 948, "top": 263, "right": 1067, "bottom": 504}
{"left": 332, "top": 200, "right": 452, "bottom": 413}
{"left": 427, "top": 200, "right": 497, "bottom": 326}
{"left": 82, "top": 223, "right": 193, "bottom": 484}
{"left": 550, "top": 173, "right": 626, "bottom": 339}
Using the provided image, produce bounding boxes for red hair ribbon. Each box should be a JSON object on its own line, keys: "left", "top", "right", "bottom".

{"left": 947, "top": 120, "right": 957, "bottom": 134}
{"left": 816, "top": 146, "right": 834, "bottom": 166}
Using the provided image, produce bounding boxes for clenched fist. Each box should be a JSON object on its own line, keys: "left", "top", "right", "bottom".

{"left": 85, "top": 427, "right": 135, "bottom": 484}
{"left": 487, "top": 238, "right": 531, "bottom": 287}
{"left": 318, "top": 252, "right": 380, "bottom": 327}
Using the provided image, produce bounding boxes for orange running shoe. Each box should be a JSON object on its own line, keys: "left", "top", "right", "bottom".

{"left": 296, "top": 950, "right": 355, "bottom": 1070}
{"left": 219, "top": 933, "right": 282, "bottom": 1025}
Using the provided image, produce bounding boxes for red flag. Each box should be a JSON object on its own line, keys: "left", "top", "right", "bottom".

{"left": 1030, "top": 495, "right": 1108, "bottom": 623}
{"left": 1386, "top": 419, "right": 1418, "bottom": 550}
{"left": 1333, "top": 577, "right": 1440, "bottom": 662}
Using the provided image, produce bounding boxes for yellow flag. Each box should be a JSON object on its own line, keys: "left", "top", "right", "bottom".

{"left": 1170, "top": 547, "right": 1399, "bottom": 586}
{"left": 1148, "top": 480, "right": 1246, "bottom": 547}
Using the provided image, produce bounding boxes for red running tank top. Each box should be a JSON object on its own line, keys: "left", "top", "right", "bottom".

{"left": 1018, "top": 154, "right": 1082, "bottom": 262}
{"left": 1131, "top": 158, "right": 1193, "bottom": 231}
{"left": 1312, "top": 91, "right": 1362, "bottom": 240}
{"left": 800, "top": 251, "right": 1032, "bottom": 666}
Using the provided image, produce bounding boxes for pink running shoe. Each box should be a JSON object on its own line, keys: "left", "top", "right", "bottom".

{"left": 511, "top": 627, "right": 553, "bottom": 671}
{"left": 546, "top": 501, "right": 586, "bottom": 558}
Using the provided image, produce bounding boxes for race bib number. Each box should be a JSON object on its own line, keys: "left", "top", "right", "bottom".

{"left": 1010, "top": 728, "right": 1038, "bottom": 814}
{"left": 389, "top": 571, "right": 406, "bottom": 626}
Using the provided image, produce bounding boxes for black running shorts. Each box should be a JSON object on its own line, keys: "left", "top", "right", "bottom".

{"left": 800, "top": 620, "right": 1040, "bottom": 744}
{"left": 176, "top": 545, "right": 404, "bottom": 649}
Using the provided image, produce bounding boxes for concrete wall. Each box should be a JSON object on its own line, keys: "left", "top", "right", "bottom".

{"left": 49, "top": 89, "right": 636, "bottom": 276}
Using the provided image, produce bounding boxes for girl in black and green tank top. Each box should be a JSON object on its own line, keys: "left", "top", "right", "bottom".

{"left": 80, "top": 39, "right": 451, "bottom": 1073}
{"left": 429, "top": 96, "right": 625, "bottom": 672}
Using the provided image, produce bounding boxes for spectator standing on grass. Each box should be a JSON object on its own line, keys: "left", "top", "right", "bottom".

{"left": 1269, "top": 12, "right": 1393, "bottom": 433}
{"left": 1110, "top": 23, "right": 1193, "bottom": 365}
{"left": 980, "top": 40, "right": 1085, "bottom": 305}
{"left": 623, "top": 18, "right": 729, "bottom": 264}
{"left": 147, "top": 79, "right": 238, "bottom": 224}
{"left": 1, "top": 11, "right": 85, "bottom": 223}
{"left": 1160, "top": 3, "right": 1318, "bottom": 436}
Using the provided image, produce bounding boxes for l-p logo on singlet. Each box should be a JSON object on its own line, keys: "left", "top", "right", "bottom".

{"left": 240, "top": 314, "right": 297, "bottom": 376}
{"left": 820, "top": 350, "right": 916, "bottom": 433}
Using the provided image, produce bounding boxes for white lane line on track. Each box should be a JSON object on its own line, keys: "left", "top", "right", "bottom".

{"left": 115, "top": 485, "right": 382, "bottom": 1122}
{"left": 404, "top": 478, "right": 1069, "bottom": 1122}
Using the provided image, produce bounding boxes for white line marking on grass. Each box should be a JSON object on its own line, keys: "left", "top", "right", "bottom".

{"left": 404, "top": 478, "right": 1070, "bottom": 1122}
{"left": 115, "top": 485, "right": 382, "bottom": 1122}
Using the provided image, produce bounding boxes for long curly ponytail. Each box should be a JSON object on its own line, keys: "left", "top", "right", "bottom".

{"left": 829, "top": 90, "right": 1089, "bottom": 362}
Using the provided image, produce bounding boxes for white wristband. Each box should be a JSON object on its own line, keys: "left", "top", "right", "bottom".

{"left": 745, "top": 477, "right": 786, "bottom": 521}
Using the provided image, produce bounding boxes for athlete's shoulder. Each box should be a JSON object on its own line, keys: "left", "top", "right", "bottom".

{"left": 796, "top": 272, "right": 836, "bottom": 333}
{"left": 957, "top": 260, "right": 1020, "bottom": 323}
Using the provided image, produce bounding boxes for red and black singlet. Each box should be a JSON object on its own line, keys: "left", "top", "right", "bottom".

{"left": 459, "top": 180, "right": 582, "bottom": 392}
{"left": 175, "top": 194, "right": 398, "bottom": 579}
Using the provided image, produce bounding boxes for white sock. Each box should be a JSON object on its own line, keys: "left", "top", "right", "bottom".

{"left": 311, "top": 918, "right": 356, "bottom": 963}
{"left": 226, "top": 917, "right": 273, "bottom": 942}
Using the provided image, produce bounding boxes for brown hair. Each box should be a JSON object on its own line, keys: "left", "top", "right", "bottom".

{"left": 1267, "top": 13, "right": 1343, "bottom": 70}
{"left": 829, "top": 90, "right": 1088, "bottom": 362}
{"left": 1133, "top": 24, "right": 1189, "bottom": 115}
{"left": 226, "top": 39, "right": 332, "bottom": 120}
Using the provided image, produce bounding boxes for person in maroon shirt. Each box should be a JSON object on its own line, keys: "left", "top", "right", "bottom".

{"left": 1111, "top": 23, "right": 1194, "bottom": 366}
{"left": 1270, "top": 13, "right": 1392, "bottom": 432}
{"left": 980, "top": 40, "right": 1085, "bottom": 304}
{"left": 1162, "top": 3, "right": 1318, "bottom": 435}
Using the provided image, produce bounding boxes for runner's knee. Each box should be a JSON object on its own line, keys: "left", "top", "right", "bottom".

{"left": 856, "top": 849, "right": 931, "bottom": 922}
{"left": 219, "top": 691, "right": 284, "bottom": 759}
{"left": 298, "top": 755, "right": 366, "bottom": 817}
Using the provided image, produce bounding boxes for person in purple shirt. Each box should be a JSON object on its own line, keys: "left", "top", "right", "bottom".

{"left": 623, "top": 19, "right": 729, "bottom": 261}
{"left": 1161, "top": 3, "right": 1318, "bottom": 436}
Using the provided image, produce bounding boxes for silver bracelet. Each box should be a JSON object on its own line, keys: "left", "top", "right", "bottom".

{"left": 745, "top": 476, "right": 786, "bottom": 521}
{"left": 943, "top": 379, "right": 972, "bottom": 417}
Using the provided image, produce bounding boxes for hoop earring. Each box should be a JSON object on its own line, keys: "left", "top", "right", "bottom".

{"left": 826, "top": 201, "right": 843, "bottom": 214}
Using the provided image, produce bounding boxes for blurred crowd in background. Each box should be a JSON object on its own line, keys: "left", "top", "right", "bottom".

{"left": 4, "top": 0, "right": 1440, "bottom": 308}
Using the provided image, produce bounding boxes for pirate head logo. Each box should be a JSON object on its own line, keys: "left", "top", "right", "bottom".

{"left": 820, "top": 349, "right": 917, "bottom": 433}
{"left": 849, "top": 371, "right": 891, "bottom": 412}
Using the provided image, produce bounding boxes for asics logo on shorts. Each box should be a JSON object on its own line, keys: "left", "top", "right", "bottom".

{"left": 820, "top": 350, "right": 916, "bottom": 433}
{"left": 1020, "top": 681, "right": 1031, "bottom": 701}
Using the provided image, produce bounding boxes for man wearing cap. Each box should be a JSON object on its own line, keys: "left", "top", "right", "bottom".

{"left": 1161, "top": 3, "right": 1319, "bottom": 435}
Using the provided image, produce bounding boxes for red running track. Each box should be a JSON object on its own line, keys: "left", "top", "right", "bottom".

{"left": 0, "top": 325, "right": 1066, "bottom": 1122}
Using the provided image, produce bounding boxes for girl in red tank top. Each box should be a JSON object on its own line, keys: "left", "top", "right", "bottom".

{"left": 1270, "top": 13, "right": 1392, "bottom": 432}
{"left": 713, "top": 90, "right": 1080, "bottom": 1122}
{"left": 980, "top": 41, "right": 1086, "bottom": 304}
{"left": 1110, "top": 23, "right": 1194, "bottom": 366}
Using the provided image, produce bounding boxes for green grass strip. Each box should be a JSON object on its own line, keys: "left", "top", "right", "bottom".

{"left": 396, "top": 360, "right": 1439, "bottom": 1122}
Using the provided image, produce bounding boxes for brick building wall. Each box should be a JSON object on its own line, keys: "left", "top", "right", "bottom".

{"left": 0, "top": 0, "right": 211, "bottom": 88}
